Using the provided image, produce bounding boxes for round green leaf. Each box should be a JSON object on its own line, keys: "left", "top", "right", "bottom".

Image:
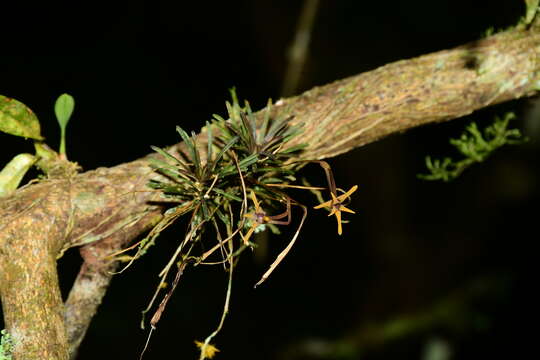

{"left": 54, "top": 93, "right": 75, "bottom": 129}
{"left": 0, "top": 95, "right": 43, "bottom": 140}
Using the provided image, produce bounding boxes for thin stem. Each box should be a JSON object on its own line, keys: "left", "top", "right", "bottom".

{"left": 198, "top": 233, "right": 234, "bottom": 360}
{"left": 59, "top": 127, "right": 67, "bottom": 158}
{"left": 281, "top": 0, "right": 320, "bottom": 96}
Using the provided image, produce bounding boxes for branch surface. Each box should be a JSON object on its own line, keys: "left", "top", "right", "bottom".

{"left": 280, "top": 30, "right": 540, "bottom": 159}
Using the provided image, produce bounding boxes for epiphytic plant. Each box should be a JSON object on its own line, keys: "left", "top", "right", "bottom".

{"left": 112, "top": 89, "right": 358, "bottom": 359}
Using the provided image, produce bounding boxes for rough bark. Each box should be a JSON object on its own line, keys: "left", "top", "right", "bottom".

{"left": 282, "top": 30, "right": 540, "bottom": 159}
{"left": 1, "top": 28, "right": 540, "bottom": 359}
{"left": 0, "top": 160, "right": 163, "bottom": 359}
{"left": 63, "top": 208, "right": 161, "bottom": 360}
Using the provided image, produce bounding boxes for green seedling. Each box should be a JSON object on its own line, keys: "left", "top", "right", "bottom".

{"left": 54, "top": 93, "right": 75, "bottom": 159}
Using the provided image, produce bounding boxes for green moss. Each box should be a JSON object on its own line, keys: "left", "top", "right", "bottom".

{"left": 0, "top": 330, "right": 14, "bottom": 360}
{"left": 418, "top": 112, "right": 526, "bottom": 181}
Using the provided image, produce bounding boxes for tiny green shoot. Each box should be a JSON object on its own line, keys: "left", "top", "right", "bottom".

{"left": 54, "top": 93, "right": 75, "bottom": 158}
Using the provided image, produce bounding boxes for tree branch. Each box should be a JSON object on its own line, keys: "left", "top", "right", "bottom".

{"left": 281, "top": 29, "right": 540, "bottom": 159}
{"left": 1, "top": 27, "right": 539, "bottom": 359}
{"left": 63, "top": 209, "right": 161, "bottom": 359}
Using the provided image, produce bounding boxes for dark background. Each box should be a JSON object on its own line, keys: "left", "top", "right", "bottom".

{"left": 1, "top": 1, "right": 537, "bottom": 359}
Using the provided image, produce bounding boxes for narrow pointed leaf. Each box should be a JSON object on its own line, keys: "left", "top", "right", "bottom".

{"left": 190, "top": 131, "right": 202, "bottom": 175}
{"left": 150, "top": 145, "right": 189, "bottom": 168}
{"left": 209, "top": 136, "right": 238, "bottom": 173}
{"left": 237, "top": 153, "right": 259, "bottom": 168}
{"left": 206, "top": 121, "right": 213, "bottom": 163}
{"left": 176, "top": 126, "right": 199, "bottom": 171}
{"left": 212, "top": 188, "right": 243, "bottom": 202}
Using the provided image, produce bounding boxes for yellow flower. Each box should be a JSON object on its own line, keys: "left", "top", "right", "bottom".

{"left": 314, "top": 185, "right": 358, "bottom": 235}
{"left": 195, "top": 340, "right": 220, "bottom": 359}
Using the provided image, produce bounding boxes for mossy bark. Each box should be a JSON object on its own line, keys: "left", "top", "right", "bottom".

{"left": 0, "top": 181, "right": 71, "bottom": 359}
{"left": 280, "top": 29, "right": 540, "bottom": 159}
{"left": 0, "top": 161, "right": 162, "bottom": 359}
{"left": 1, "top": 27, "right": 540, "bottom": 359}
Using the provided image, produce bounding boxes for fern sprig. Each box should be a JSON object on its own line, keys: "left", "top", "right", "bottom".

{"left": 419, "top": 112, "right": 526, "bottom": 182}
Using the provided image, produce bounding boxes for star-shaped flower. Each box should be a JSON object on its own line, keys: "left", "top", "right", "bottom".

{"left": 194, "top": 340, "right": 220, "bottom": 359}
{"left": 314, "top": 185, "right": 358, "bottom": 235}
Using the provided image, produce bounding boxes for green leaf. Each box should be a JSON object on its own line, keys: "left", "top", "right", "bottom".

{"left": 148, "top": 157, "right": 196, "bottom": 185}
{"left": 175, "top": 126, "right": 200, "bottom": 174}
{"left": 0, "top": 95, "right": 43, "bottom": 140}
{"left": 206, "top": 121, "right": 213, "bottom": 164}
{"left": 54, "top": 93, "right": 75, "bottom": 156}
{"left": 259, "top": 98, "right": 273, "bottom": 144}
{"left": 150, "top": 145, "right": 189, "bottom": 169}
{"left": 525, "top": 0, "right": 540, "bottom": 25}
{"left": 189, "top": 131, "right": 202, "bottom": 175}
{"left": 208, "top": 135, "right": 238, "bottom": 173}
{"left": 0, "top": 153, "right": 36, "bottom": 197}
{"left": 418, "top": 112, "right": 526, "bottom": 182}
{"left": 212, "top": 188, "right": 242, "bottom": 201}
{"left": 237, "top": 153, "right": 259, "bottom": 168}
{"left": 54, "top": 93, "right": 75, "bottom": 129}
{"left": 281, "top": 143, "right": 308, "bottom": 154}
{"left": 215, "top": 208, "right": 231, "bottom": 226}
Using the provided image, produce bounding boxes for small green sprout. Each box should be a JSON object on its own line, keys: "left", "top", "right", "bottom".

{"left": 54, "top": 93, "right": 75, "bottom": 158}
{"left": 0, "top": 93, "right": 80, "bottom": 187}
{"left": 418, "top": 112, "right": 526, "bottom": 182}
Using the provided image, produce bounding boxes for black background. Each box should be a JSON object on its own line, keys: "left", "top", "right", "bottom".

{"left": 1, "top": 1, "right": 537, "bottom": 359}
